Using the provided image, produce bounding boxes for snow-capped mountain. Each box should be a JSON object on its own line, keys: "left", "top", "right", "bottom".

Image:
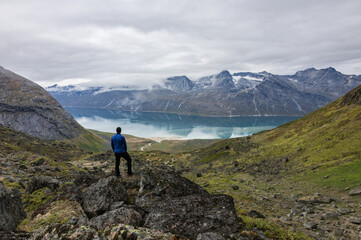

{"left": 47, "top": 68, "right": 361, "bottom": 116}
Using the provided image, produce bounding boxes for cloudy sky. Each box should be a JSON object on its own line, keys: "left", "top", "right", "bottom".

{"left": 1, "top": 0, "right": 361, "bottom": 88}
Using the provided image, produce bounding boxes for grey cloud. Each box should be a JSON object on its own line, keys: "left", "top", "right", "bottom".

{"left": 0, "top": 0, "right": 361, "bottom": 88}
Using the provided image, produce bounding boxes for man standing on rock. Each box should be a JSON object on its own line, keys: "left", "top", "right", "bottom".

{"left": 111, "top": 127, "right": 133, "bottom": 177}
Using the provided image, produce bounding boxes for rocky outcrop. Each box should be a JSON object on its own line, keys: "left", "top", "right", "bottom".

{"left": 0, "top": 183, "right": 26, "bottom": 231}
{"left": 0, "top": 66, "right": 85, "bottom": 140}
{"left": 26, "top": 176, "right": 61, "bottom": 193}
{"left": 135, "top": 168, "right": 207, "bottom": 209}
{"left": 341, "top": 85, "right": 361, "bottom": 106}
{"left": 144, "top": 194, "right": 242, "bottom": 239}
{"left": 26, "top": 167, "right": 244, "bottom": 239}
{"left": 81, "top": 176, "right": 129, "bottom": 218}
{"left": 136, "top": 168, "right": 242, "bottom": 239}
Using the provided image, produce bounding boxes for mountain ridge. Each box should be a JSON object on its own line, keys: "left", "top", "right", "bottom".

{"left": 47, "top": 67, "right": 361, "bottom": 117}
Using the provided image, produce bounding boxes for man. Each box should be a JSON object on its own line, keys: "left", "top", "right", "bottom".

{"left": 111, "top": 127, "right": 133, "bottom": 177}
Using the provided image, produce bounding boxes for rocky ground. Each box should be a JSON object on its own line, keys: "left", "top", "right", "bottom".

{"left": 0, "top": 151, "right": 273, "bottom": 240}
{"left": 1, "top": 141, "right": 360, "bottom": 240}
{"left": 185, "top": 166, "right": 361, "bottom": 240}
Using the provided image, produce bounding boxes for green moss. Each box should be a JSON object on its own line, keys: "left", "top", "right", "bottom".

{"left": 59, "top": 182, "right": 75, "bottom": 188}
{"left": 35, "top": 212, "right": 68, "bottom": 229}
{"left": 301, "top": 157, "right": 361, "bottom": 190}
{"left": 1, "top": 180, "right": 22, "bottom": 190}
{"left": 197, "top": 150, "right": 229, "bottom": 164}
{"left": 241, "top": 216, "right": 311, "bottom": 240}
{"left": 23, "top": 188, "right": 55, "bottom": 212}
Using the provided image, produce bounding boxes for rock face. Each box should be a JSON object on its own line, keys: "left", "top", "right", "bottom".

{"left": 0, "top": 183, "right": 26, "bottom": 231}
{"left": 0, "top": 66, "right": 85, "bottom": 140}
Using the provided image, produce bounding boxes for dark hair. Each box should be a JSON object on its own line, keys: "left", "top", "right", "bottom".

{"left": 116, "top": 127, "right": 121, "bottom": 133}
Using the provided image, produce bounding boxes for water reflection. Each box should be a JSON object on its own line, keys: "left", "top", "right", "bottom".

{"left": 66, "top": 107, "right": 300, "bottom": 139}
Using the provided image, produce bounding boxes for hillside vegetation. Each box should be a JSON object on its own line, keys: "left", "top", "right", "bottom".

{"left": 167, "top": 85, "right": 361, "bottom": 239}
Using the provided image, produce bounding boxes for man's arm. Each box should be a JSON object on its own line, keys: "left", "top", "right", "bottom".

{"left": 123, "top": 136, "right": 128, "bottom": 152}
{"left": 111, "top": 136, "right": 114, "bottom": 151}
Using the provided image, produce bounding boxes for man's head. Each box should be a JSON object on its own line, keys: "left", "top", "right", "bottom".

{"left": 116, "top": 127, "right": 121, "bottom": 133}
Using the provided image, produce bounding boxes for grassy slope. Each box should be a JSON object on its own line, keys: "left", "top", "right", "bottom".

{"left": 157, "top": 86, "right": 361, "bottom": 239}
{"left": 184, "top": 85, "right": 361, "bottom": 192}
{"left": 65, "top": 130, "right": 111, "bottom": 152}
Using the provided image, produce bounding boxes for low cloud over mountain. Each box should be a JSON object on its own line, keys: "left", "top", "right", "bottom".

{"left": 48, "top": 67, "right": 361, "bottom": 116}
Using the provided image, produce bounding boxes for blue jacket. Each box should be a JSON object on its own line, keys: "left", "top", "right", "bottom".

{"left": 111, "top": 133, "right": 127, "bottom": 153}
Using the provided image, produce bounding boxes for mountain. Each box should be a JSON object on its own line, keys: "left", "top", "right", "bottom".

{"left": 164, "top": 75, "right": 195, "bottom": 92}
{"left": 0, "top": 66, "right": 86, "bottom": 140}
{"left": 48, "top": 67, "right": 361, "bottom": 116}
{"left": 196, "top": 70, "right": 236, "bottom": 89}
{"left": 290, "top": 67, "right": 360, "bottom": 98}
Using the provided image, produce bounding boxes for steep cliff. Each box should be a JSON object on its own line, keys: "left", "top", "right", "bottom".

{"left": 0, "top": 66, "right": 86, "bottom": 140}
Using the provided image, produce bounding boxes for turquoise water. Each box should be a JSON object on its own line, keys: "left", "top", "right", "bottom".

{"left": 66, "top": 107, "right": 300, "bottom": 139}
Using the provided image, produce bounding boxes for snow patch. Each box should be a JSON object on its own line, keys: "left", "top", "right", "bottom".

{"left": 288, "top": 78, "right": 298, "bottom": 83}
{"left": 232, "top": 75, "right": 263, "bottom": 84}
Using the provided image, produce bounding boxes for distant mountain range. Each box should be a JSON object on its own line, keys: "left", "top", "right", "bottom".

{"left": 45, "top": 67, "right": 361, "bottom": 116}
{"left": 0, "top": 66, "right": 86, "bottom": 140}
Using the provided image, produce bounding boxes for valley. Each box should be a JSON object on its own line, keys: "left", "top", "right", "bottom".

{"left": 0, "top": 66, "right": 360, "bottom": 239}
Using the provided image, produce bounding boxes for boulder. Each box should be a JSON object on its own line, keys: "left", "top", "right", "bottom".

{"left": 81, "top": 176, "right": 128, "bottom": 218}
{"left": 0, "top": 183, "right": 26, "bottom": 231}
{"left": 135, "top": 168, "right": 242, "bottom": 239}
{"left": 136, "top": 168, "right": 207, "bottom": 210}
{"left": 144, "top": 194, "right": 242, "bottom": 239}
{"left": 349, "top": 217, "right": 361, "bottom": 225}
{"left": 248, "top": 210, "right": 266, "bottom": 219}
{"left": 337, "top": 208, "right": 352, "bottom": 215}
{"left": 88, "top": 206, "right": 143, "bottom": 229}
{"left": 26, "top": 176, "right": 61, "bottom": 193}
{"left": 349, "top": 186, "right": 361, "bottom": 196}
{"left": 320, "top": 212, "right": 339, "bottom": 220}
{"left": 303, "top": 222, "right": 318, "bottom": 230}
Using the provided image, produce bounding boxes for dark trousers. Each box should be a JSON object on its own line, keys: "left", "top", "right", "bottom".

{"left": 115, "top": 152, "right": 132, "bottom": 176}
